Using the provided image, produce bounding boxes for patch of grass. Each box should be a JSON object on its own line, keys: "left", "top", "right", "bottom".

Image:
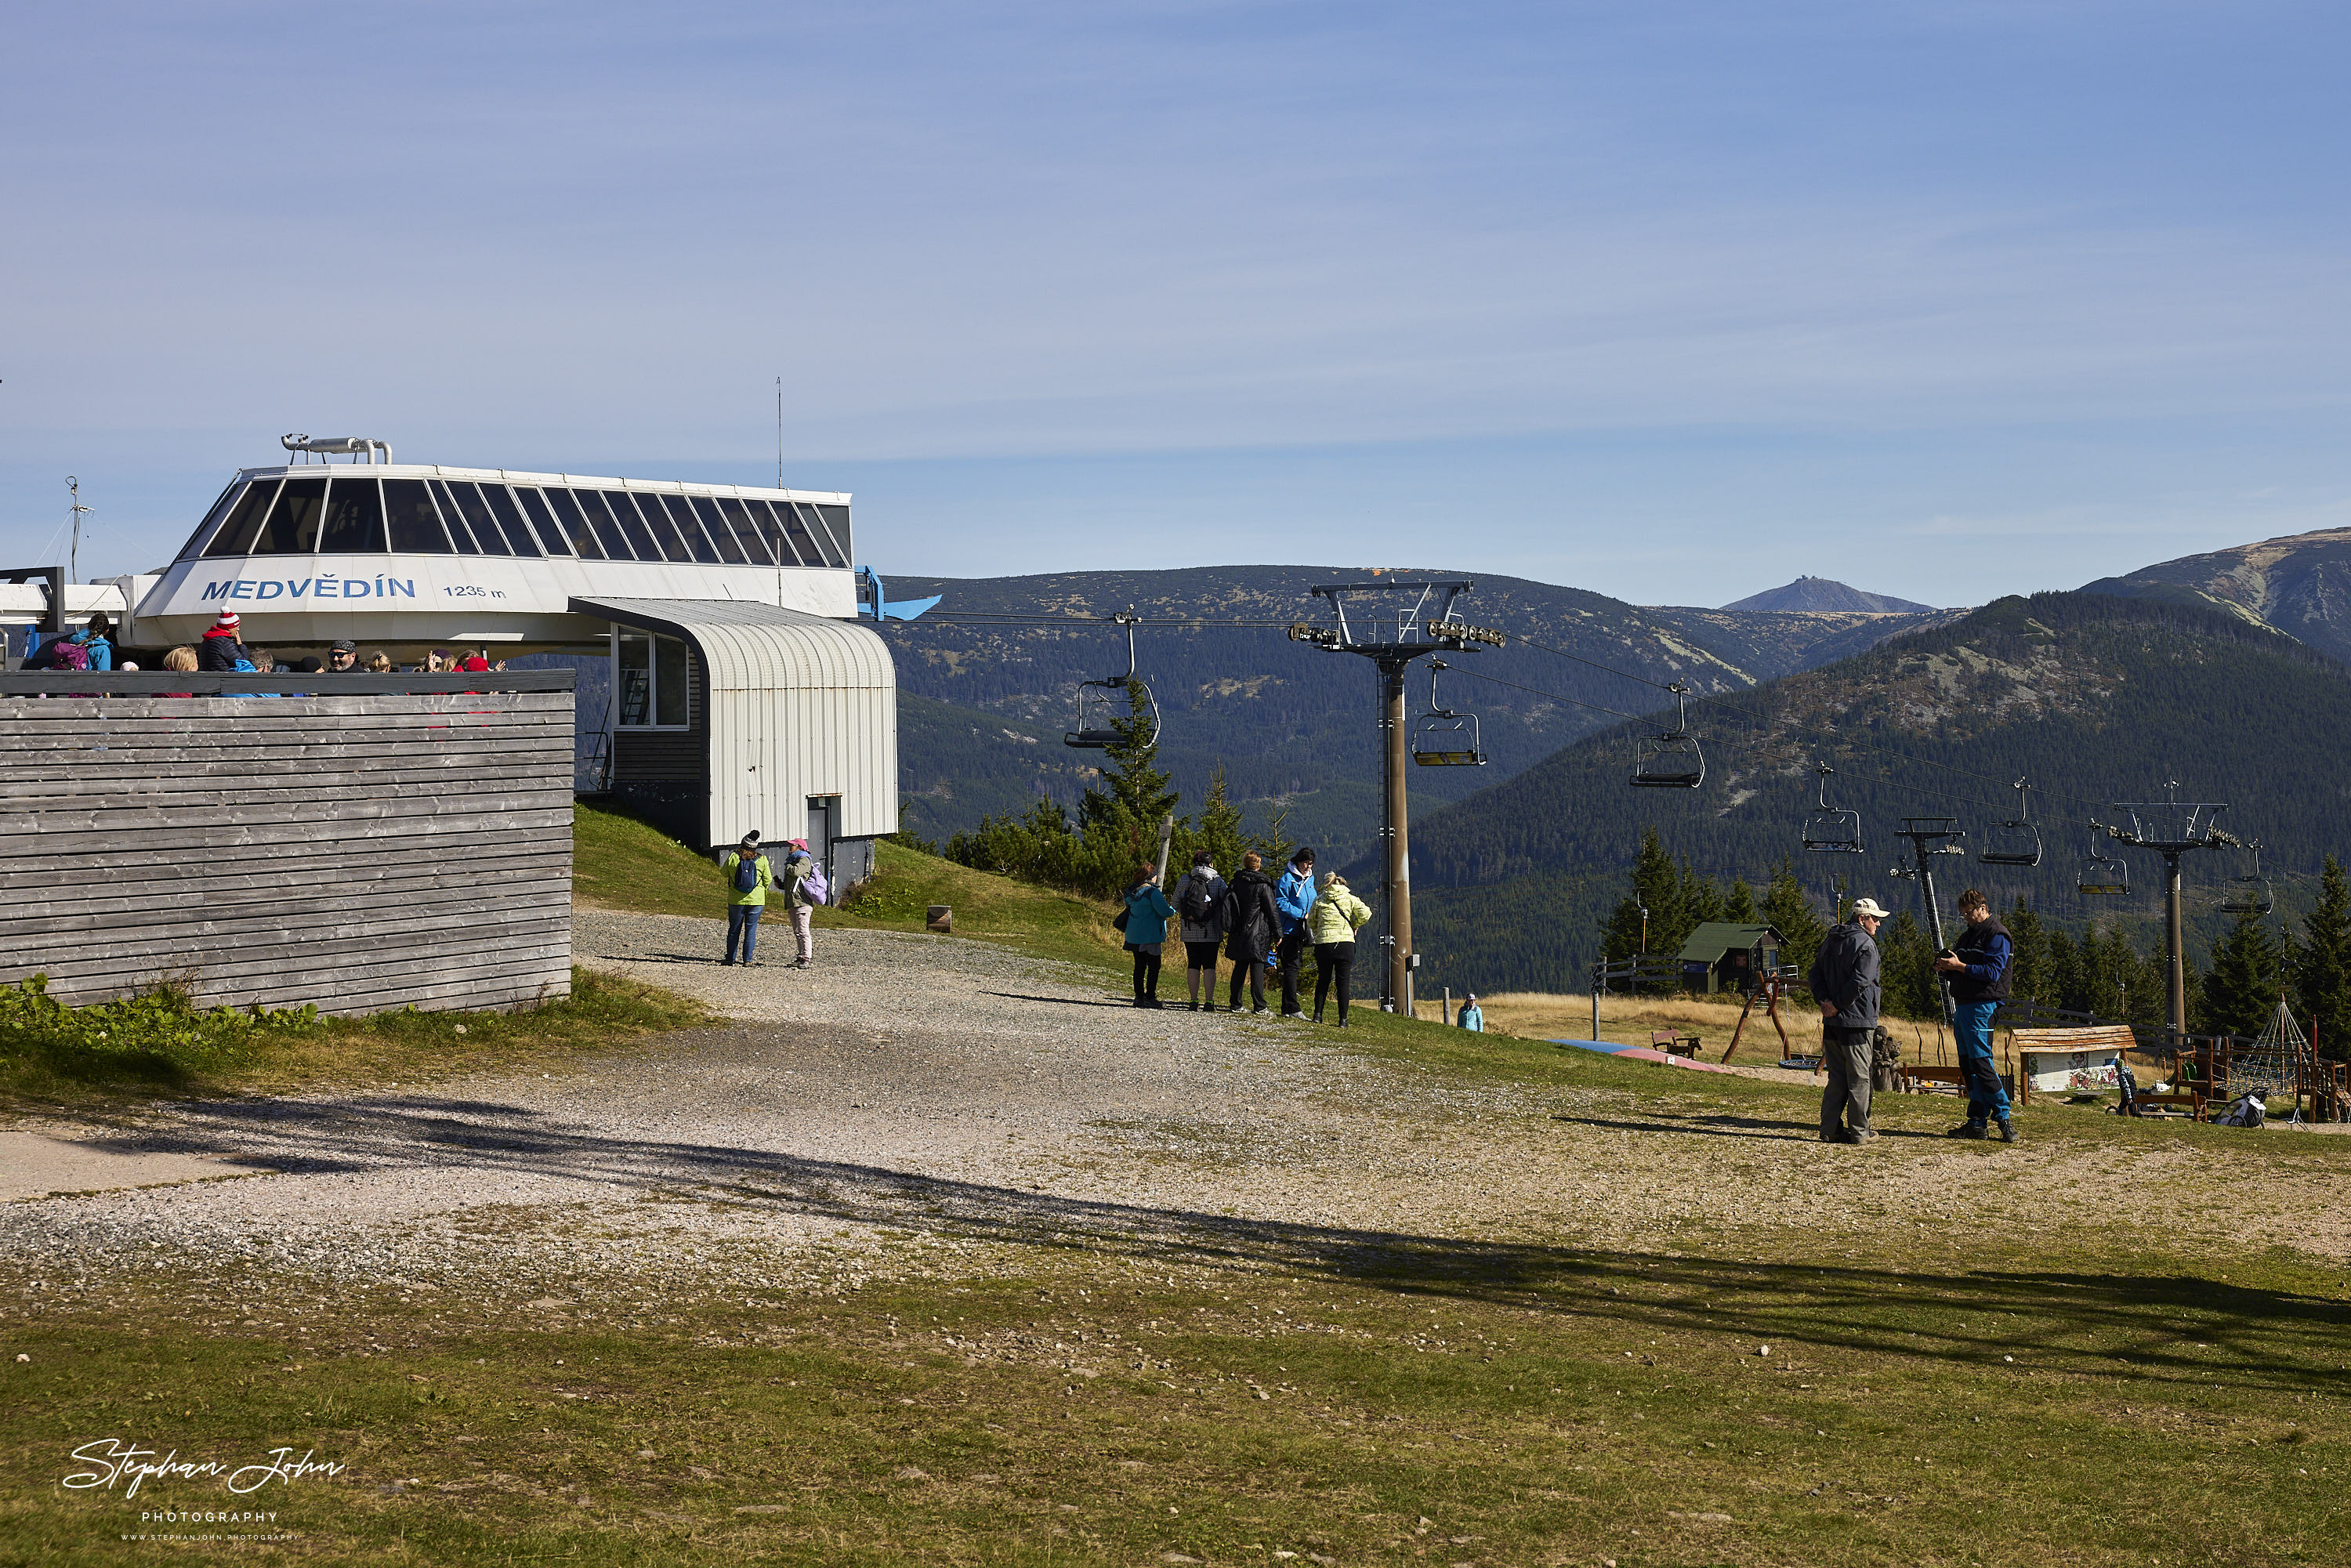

{"left": 7, "top": 1231, "right": 2349, "bottom": 1564}
{"left": 0, "top": 968, "right": 710, "bottom": 1112}
{"left": 572, "top": 802, "right": 721, "bottom": 917}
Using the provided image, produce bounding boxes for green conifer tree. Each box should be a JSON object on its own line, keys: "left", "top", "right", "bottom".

{"left": 1190, "top": 765, "right": 1248, "bottom": 879}
{"left": 2297, "top": 856, "right": 2351, "bottom": 1061}
{"left": 1724, "top": 878, "right": 1758, "bottom": 922}
{"left": 1760, "top": 859, "right": 1828, "bottom": 976}
{"left": 2006, "top": 899, "right": 2052, "bottom": 1007}
{"left": 1078, "top": 680, "right": 1180, "bottom": 889}
{"left": 2202, "top": 909, "right": 2288, "bottom": 1038}
{"left": 1876, "top": 911, "right": 1938, "bottom": 1019}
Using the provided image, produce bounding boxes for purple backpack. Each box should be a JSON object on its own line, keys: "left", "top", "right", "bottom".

{"left": 47, "top": 639, "right": 90, "bottom": 672}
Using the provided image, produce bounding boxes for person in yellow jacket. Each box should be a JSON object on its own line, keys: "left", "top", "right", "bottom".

{"left": 718, "top": 833, "right": 774, "bottom": 965}
{"left": 1306, "top": 871, "right": 1373, "bottom": 1026}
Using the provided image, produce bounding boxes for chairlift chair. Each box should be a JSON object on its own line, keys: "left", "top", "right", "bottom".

{"left": 1980, "top": 777, "right": 2043, "bottom": 867}
{"left": 1802, "top": 762, "right": 1864, "bottom": 853}
{"left": 1410, "top": 661, "right": 1488, "bottom": 767}
{"left": 2078, "top": 827, "right": 2131, "bottom": 896}
{"left": 2219, "top": 841, "right": 2274, "bottom": 917}
{"left": 1630, "top": 683, "right": 1704, "bottom": 788}
{"left": 1062, "top": 614, "right": 1161, "bottom": 750}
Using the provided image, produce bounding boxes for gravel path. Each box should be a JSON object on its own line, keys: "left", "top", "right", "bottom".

{"left": 6, "top": 911, "right": 2350, "bottom": 1307}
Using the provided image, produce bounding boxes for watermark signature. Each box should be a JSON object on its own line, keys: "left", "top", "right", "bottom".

{"left": 62, "top": 1439, "right": 346, "bottom": 1498}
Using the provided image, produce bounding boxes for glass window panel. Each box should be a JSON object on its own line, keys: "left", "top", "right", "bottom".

{"left": 744, "top": 500, "right": 801, "bottom": 565}
{"left": 249, "top": 476, "right": 328, "bottom": 554}
{"left": 812, "top": 503, "right": 852, "bottom": 565}
{"left": 772, "top": 500, "right": 824, "bottom": 566}
{"left": 575, "top": 491, "right": 636, "bottom": 559}
{"left": 318, "top": 476, "right": 387, "bottom": 553}
{"left": 482, "top": 484, "right": 542, "bottom": 556}
{"left": 516, "top": 487, "right": 574, "bottom": 556}
{"left": 382, "top": 479, "right": 454, "bottom": 552}
{"left": 549, "top": 488, "right": 608, "bottom": 559}
{"left": 654, "top": 634, "right": 690, "bottom": 726}
{"left": 704, "top": 496, "right": 757, "bottom": 563}
{"left": 617, "top": 632, "right": 653, "bottom": 726}
{"left": 654, "top": 494, "right": 720, "bottom": 564}
{"left": 447, "top": 482, "right": 513, "bottom": 555}
{"left": 600, "top": 492, "right": 666, "bottom": 560}
{"left": 431, "top": 481, "right": 484, "bottom": 552}
{"left": 202, "top": 481, "right": 279, "bottom": 556}
{"left": 681, "top": 495, "right": 731, "bottom": 564}
{"left": 178, "top": 481, "right": 246, "bottom": 560}
{"left": 634, "top": 493, "right": 697, "bottom": 563}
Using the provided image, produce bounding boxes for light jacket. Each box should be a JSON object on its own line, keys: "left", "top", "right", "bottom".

{"left": 1807, "top": 921, "right": 1882, "bottom": 1030}
{"left": 1306, "top": 885, "right": 1372, "bottom": 945}
{"left": 1123, "top": 882, "right": 1176, "bottom": 948}
{"left": 1458, "top": 1004, "right": 1484, "bottom": 1032}
{"left": 721, "top": 849, "right": 774, "bottom": 907}
{"left": 1274, "top": 865, "right": 1317, "bottom": 937}
{"left": 1171, "top": 867, "right": 1230, "bottom": 943}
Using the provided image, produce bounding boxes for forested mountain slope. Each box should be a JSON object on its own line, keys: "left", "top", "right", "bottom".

{"left": 1374, "top": 593, "right": 2351, "bottom": 996}
{"left": 877, "top": 566, "right": 1940, "bottom": 854}
{"left": 1722, "top": 577, "right": 1938, "bottom": 613}
{"left": 2082, "top": 526, "right": 2351, "bottom": 666}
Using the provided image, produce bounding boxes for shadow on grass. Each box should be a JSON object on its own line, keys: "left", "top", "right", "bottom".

{"left": 67, "top": 1086, "right": 2351, "bottom": 1396}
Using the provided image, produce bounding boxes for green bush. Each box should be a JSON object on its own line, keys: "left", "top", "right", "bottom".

{"left": 0, "top": 974, "right": 321, "bottom": 1064}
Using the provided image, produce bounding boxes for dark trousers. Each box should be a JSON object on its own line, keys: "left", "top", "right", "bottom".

{"left": 1820, "top": 1024, "right": 1873, "bottom": 1138}
{"left": 1313, "top": 942, "right": 1354, "bottom": 1022}
{"left": 725, "top": 904, "right": 763, "bottom": 964}
{"left": 1954, "top": 999, "right": 2012, "bottom": 1122}
{"left": 1228, "top": 951, "right": 1268, "bottom": 1011}
{"left": 1130, "top": 947, "right": 1162, "bottom": 998}
{"left": 1277, "top": 928, "right": 1307, "bottom": 1013}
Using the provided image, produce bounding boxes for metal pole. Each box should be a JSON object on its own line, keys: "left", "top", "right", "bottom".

{"left": 1379, "top": 657, "right": 1411, "bottom": 1012}
{"left": 1915, "top": 842, "right": 1955, "bottom": 1027}
{"left": 2165, "top": 851, "right": 2187, "bottom": 1037}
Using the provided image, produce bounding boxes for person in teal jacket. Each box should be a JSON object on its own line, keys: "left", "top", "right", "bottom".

{"left": 718, "top": 834, "right": 773, "bottom": 965}
{"left": 1122, "top": 866, "right": 1177, "bottom": 1008}
{"left": 1458, "top": 994, "right": 1485, "bottom": 1032}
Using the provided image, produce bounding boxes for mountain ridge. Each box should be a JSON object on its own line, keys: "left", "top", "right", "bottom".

{"left": 1719, "top": 577, "right": 1937, "bottom": 614}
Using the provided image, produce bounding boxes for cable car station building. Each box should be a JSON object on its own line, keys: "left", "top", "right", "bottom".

{"left": 119, "top": 440, "right": 900, "bottom": 885}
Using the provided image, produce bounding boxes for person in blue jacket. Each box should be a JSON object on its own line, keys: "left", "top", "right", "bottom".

{"left": 1122, "top": 864, "right": 1177, "bottom": 1009}
{"left": 1458, "top": 994, "right": 1485, "bottom": 1032}
{"left": 1273, "top": 846, "right": 1317, "bottom": 1017}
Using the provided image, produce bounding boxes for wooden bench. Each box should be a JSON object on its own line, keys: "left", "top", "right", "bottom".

{"left": 1650, "top": 1029, "right": 1702, "bottom": 1058}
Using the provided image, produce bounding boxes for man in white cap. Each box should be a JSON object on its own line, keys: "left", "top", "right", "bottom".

{"left": 1808, "top": 896, "right": 1888, "bottom": 1143}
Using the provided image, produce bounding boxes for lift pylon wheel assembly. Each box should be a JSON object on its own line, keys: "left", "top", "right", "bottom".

{"left": 1063, "top": 612, "right": 1160, "bottom": 751}
{"left": 1629, "top": 682, "right": 1704, "bottom": 788}
{"left": 1410, "top": 661, "right": 1488, "bottom": 767}
{"left": 1980, "top": 777, "right": 2043, "bottom": 867}
{"left": 1802, "top": 762, "right": 1864, "bottom": 853}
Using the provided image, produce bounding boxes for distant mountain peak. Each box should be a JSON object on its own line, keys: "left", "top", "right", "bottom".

{"left": 1720, "top": 578, "right": 1936, "bottom": 614}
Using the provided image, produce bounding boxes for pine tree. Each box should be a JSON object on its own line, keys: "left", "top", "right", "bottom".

{"left": 1190, "top": 765, "right": 1248, "bottom": 878}
{"left": 1724, "top": 878, "right": 1758, "bottom": 922}
{"left": 2006, "top": 899, "right": 2052, "bottom": 1007}
{"left": 2047, "top": 926, "right": 2084, "bottom": 1014}
{"left": 2201, "top": 910, "right": 2288, "bottom": 1038}
{"left": 1603, "top": 829, "right": 1683, "bottom": 960}
{"left": 1078, "top": 679, "right": 1180, "bottom": 888}
{"left": 1761, "top": 859, "right": 1828, "bottom": 976}
{"left": 1877, "top": 911, "right": 1939, "bottom": 1019}
{"left": 2297, "top": 856, "right": 2351, "bottom": 1061}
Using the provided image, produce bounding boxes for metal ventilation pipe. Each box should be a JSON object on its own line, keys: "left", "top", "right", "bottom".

{"left": 280, "top": 433, "right": 392, "bottom": 464}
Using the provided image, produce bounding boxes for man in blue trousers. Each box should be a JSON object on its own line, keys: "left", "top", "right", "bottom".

{"left": 1935, "top": 889, "right": 2019, "bottom": 1143}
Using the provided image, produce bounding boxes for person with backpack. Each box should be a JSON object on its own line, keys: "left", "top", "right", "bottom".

{"left": 37, "top": 615, "right": 114, "bottom": 672}
{"left": 780, "top": 838, "right": 824, "bottom": 969}
{"left": 1120, "top": 864, "right": 1177, "bottom": 1008}
{"left": 717, "top": 833, "right": 773, "bottom": 965}
{"left": 1305, "top": 871, "right": 1372, "bottom": 1026}
{"left": 1272, "top": 847, "right": 1317, "bottom": 1016}
{"left": 1168, "top": 850, "right": 1230, "bottom": 1011}
{"left": 1223, "top": 852, "right": 1281, "bottom": 1013}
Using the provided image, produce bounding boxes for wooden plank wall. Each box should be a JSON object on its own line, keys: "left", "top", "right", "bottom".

{"left": 0, "top": 693, "right": 574, "bottom": 1016}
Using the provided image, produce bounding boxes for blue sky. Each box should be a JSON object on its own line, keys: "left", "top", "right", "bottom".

{"left": 5, "top": 2, "right": 2346, "bottom": 604}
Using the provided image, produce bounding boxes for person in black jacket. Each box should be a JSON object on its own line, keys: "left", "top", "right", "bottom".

{"left": 1934, "top": 888, "right": 2018, "bottom": 1143}
{"left": 1808, "top": 897, "right": 1887, "bottom": 1143}
{"left": 1222, "top": 852, "right": 1281, "bottom": 1014}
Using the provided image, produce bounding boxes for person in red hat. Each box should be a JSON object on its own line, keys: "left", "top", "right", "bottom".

{"left": 198, "top": 610, "right": 249, "bottom": 672}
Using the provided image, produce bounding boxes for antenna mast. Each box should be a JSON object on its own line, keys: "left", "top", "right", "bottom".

{"left": 1290, "top": 581, "right": 1504, "bottom": 1016}
{"left": 776, "top": 375, "right": 784, "bottom": 491}
{"left": 66, "top": 476, "right": 90, "bottom": 586}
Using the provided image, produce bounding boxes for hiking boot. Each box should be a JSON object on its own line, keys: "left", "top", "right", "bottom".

{"left": 1143, "top": 996, "right": 1164, "bottom": 1009}
{"left": 1946, "top": 1122, "right": 1989, "bottom": 1140}
{"left": 1281, "top": 1008, "right": 1306, "bottom": 1018}
{"left": 1996, "top": 1117, "right": 2019, "bottom": 1143}
{"left": 1186, "top": 1001, "right": 1199, "bottom": 1012}
{"left": 1312, "top": 1011, "right": 1324, "bottom": 1023}
{"left": 1838, "top": 1128, "right": 1879, "bottom": 1144}
{"left": 721, "top": 958, "right": 737, "bottom": 966}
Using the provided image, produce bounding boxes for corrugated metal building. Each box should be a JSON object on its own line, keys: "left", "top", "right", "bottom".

{"left": 573, "top": 596, "right": 897, "bottom": 888}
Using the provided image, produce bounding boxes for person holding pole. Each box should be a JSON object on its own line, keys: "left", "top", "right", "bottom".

{"left": 1809, "top": 896, "right": 1887, "bottom": 1143}
{"left": 1935, "top": 889, "right": 2018, "bottom": 1143}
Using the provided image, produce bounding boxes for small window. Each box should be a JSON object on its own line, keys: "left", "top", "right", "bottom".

{"left": 616, "top": 631, "right": 692, "bottom": 727}
{"left": 600, "top": 492, "right": 666, "bottom": 560}
{"left": 679, "top": 496, "right": 728, "bottom": 564}
{"left": 811, "top": 503, "right": 852, "bottom": 564}
{"left": 549, "top": 488, "right": 608, "bottom": 559}
{"left": 483, "top": 484, "right": 542, "bottom": 556}
{"left": 710, "top": 496, "right": 763, "bottom": 564}
{"left": 516, "top": 488, "right": 575, "bottom": 556}
{"left": 177, "top": 481, "right": 247, "bottom": 561}
{"left": 744, "top": 500, "right": 801, "bottom": 565}
{"left": 431, "top": 481, "right": 484, "bottom": 552}
{"left": 383, "top": 479, "right": 454, "bottom": 552}
{"left": 771, "top": 500, "right": 824, "bottom": 566}
{"left": 633, "top": 494, "right": 693, "bottom": 562}
{"left": 318, "top": 476, "right": 387, "bottom": 553}
{"left": 447, "top": 482, "right": 515, "bottom": 555}
{"left": 203, "top": 480, "right": 279, "bottom": 556}
{"left": 249, "top": 476, "right": 328, "bottom": 554}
